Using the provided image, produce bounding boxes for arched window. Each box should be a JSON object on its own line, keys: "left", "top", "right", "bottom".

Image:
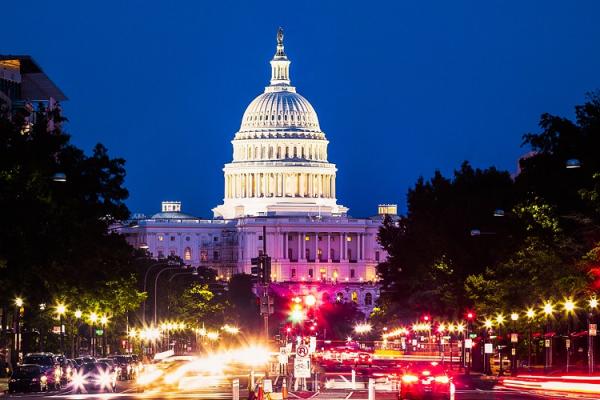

{"left": 184, "top": 247, "right": 192, "bottom": 261}
{"left": 365, "top": 293, "right": 373, "bottom": 306}
{"left": 336, "top": 292, "right": 344, "bottom": 303}
{"left": 351, "top": 291, "right": 358, "bottom": 303}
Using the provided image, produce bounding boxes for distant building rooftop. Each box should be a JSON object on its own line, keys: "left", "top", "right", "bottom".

{"left": 0, "top": 55, "right": 67, "bottom": 102}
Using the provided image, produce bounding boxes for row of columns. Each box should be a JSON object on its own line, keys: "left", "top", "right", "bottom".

{"left": 233, "top": 143, "right": 327, "bottom": 162}
{"left": 279, "top": 232, "right": 367, "bottom": 261}
{"left": 225, "top": 172, "right": 335, "bottom": 199}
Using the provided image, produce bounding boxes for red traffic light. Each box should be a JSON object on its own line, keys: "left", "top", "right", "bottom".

{"left": 423, "top": 315, "right": 430, "bottom": 321}
{"left": 466, "top": 312, "right": 475, "bottom": 320}
{"left": 286, "top": 327, "right": 292, "bottom": 333}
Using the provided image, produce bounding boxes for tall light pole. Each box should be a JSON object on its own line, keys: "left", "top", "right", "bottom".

{"left": 55, "top": 303, "right": 66, "bottom": 355}
{"left": 14, "top": 297, "right": 24, "bottom": 366}
{"left": 496, "top": 314, "right": 505, "bottom": 376}
{"left": 589, "top": 298, "right": 598, "bottom": 375}
{"left": 142, "top": 259, "right": 181, "bottom": 325}
{"left": 510, "top": 312, "right": 519, "bottom": 375}
{"left": 542, "top": 301, "right": 554, "bottom": 372}
{"left": 154, "top": 266, "right": 188, "bottom": 326}
{"left": 100, "top": 315, "right": 108, "bottom": 356}
{"left": 526, "top": 308, "right": 535, "bottom": 370}
{"left": 89, "top": 312, "right": 98, "bottom": 357}
{"left": 74, "top": 310, "right": 82, "bottom": 357}
{"left": 563, "top": 299, "right": 576, "bottom": 373}
{"left": 483, "top": 319, "right": 493, "bottom": 375}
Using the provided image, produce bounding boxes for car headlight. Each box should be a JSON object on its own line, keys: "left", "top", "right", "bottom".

{"left": 99, "top": 372, "right": 112, "bottom": 387}
{"left": 40, "top": 376, "right": 48, "bottom": 383}
{"left": 72, "top": 373, "right": 86, "bottom": 387}
{"left": 435, "top": 376, "right": 449, "bottom": 384}
{"left": 402, "top": 374, "right": 418, "bottom": 383}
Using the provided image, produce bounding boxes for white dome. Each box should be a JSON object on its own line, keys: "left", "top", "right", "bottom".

{"left": 237, "top": 90, "right": 323, "bottom": 138}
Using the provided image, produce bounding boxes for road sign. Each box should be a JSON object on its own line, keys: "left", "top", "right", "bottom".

{"left": 590, "top": 324, "right": 597, "bottom": 337}
{"left": 296, "top": 344, "right": 309, "bottom": 358}
{"left": 464, "top": 339, "right": 472, "bottom": 349}
{"left": 279, "top": 347, "right": 288, "bottom": 364}
{"left": 263, "top": 379, "right": 273, "bottom": 393}
{"left": 566, "top": 339, "right": 571, "bottom": 349}
{"left": 511, "top": 333, "right": 518, "bottom": 343}
{"left": 545, "top": 339, "right": 550, "bottom": 348}
{"left": 294, "top": 357, "right": 311, "bottom": 378}
{"left": 484, "top": 343, "right": 493, "bottom": 354}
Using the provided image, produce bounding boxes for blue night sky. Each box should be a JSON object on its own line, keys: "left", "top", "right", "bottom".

{"left": 3, "top": 1, "right": 600, "bottom": 218}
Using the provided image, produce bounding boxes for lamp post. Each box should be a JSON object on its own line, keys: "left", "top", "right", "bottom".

{"left": 74, "top": 310, "right": 82, "bottom": 357}
{"left": 542, "top": 301, "right": 554, "bottom": 372}
{"left": 563, "top": 299, "right": 576, "bottom": 373}
{"left": 154, "top": 266, "right": 191, "bottom": 326}
{"left": 100, "top": 315, "right": 108, "bottom": 356}
{"left": 526, "top": 308, "right": 535, "bottom": 370}
{"left": 589, "top": 298, "right": 598, "bottom": 374}
{"left": 483, "top": 319, "right": 493, "bottom": 375}
{"left": 55, "top": 303, "right": 66, "bottom": 355}
{"left": 496, "top": 314, "right": 505, "bottom": 376}
{"left": 89, "top": 312, "right": 98, "bottom": 357}
{"left": 510, "top": 313, "right": 519, "bottom": 375}
{"left": 14, "top": 297, "right": 24, "bottom": 366}
{"left": 142, "top": 259, "right": 181, "bottom": 325}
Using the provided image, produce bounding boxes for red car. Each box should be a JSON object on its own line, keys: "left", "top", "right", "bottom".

{"left": 353, "top": 352, "right": 372, "bottom": 367}
{"left": 399, "top": 362, "right": 454, "bottom": 400}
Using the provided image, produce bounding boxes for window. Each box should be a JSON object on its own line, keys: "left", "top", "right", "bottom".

{"left": 170, "top": 249, "right": 176, "bottom": 256}
{"left": 288, "top": 235, "right": 293, "bottom": 241}
{"left": 347, "top": 249, "right": 352, "bottom": 260}
{"left": 317, "top": 248, "right": 323, "bottom": 260}
{"left": 333, "top": 269, "right": 338, "bottom": 280}
{"left": 375, "top": 251, "right": 380, "bottom": 262}
{"left": 259, "top": 235, "right": 263, "bottom": 240}
{"left": 308, "top": 269, "right": 313, "bottom": 278}
{"left": 330, "top": 249, "right": 335, "bottom": 260}
{"left": 291, "top": 269, "right": 296, "bottom": 278}
{"left": 305, "top": 235, "right": 310, "bottom": 241}
{"left": 170, "top": 236, "right": 175, "bottom": 241}
{"left": 213, "top": 251, "right": 220, "bottom": 260}
{"left": 350, "top": 269, "right": 355, "bottom": 278}
{"left": 157, "top": 250, "right": 165, "bottom": 259}
{"left": 200, "top": 250, "right": 208, "bottom": 262}
{"left": 351, "top": 291, "right": 358, "bottom": 303}
{"left": 365, "top": 293, "right": 373, "bottom": 306}
{"left": 336, "top": 292, "right": 344, "bottom": 302}
{"left": 213, "top": 236, "right": 218, "bottom": 242}
{"left": 184, "top": 247, "right": 192, "bottom": 261}
{"left": 185, "top": 236, "right": 190, "bottom": 242}
{"left": 320, "top": 268, "right": 326, "bottom": 280}
{"left": 305, "top": 249, "right": 310, "bottom": 259}
{"left": 158, "top": 235, "right": 164, "bottom": 242}
{"left": 288, "top": 248, "right": 293, "bottom": 260}
{"left": 347, "top": 236, "right": 352, "bottom": 242}
{"left": 318, "top": 236, "right": 322, "bottom": 241}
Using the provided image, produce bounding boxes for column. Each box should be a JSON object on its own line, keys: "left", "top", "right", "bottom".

{"left": 262, "top": 173, "right": 267, "bottom": 197}
{"left": 301, "top": 232, "right": 306, "bottom": 260}
{"left": 299, "top": 173, "right": 305, "bottom": 197}
{"left": 308, "top": 174, "right": 312, "bottom": 197}
{"left": 297, "top": 233, "right": 302, "bottom": 261}
{"left": 332, "top": 176, "right": 336, "bottom": 198}
{"left": 361, "top": 233, "right": 365, "bottom": 260}
{"left": 340, "top": 233, "right": 345, "bottom": 260}
{"left": 326, "top": 233, "right": 331, "bottom": 262}
{"left": 283, "top": 232, "right": 288, "bottom": 260}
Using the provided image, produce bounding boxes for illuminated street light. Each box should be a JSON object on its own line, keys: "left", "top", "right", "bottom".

{"left": 563, "top": 299, "right": 576, "bottom": 314}
{"left": 457, "top": 323, "right": 465, "bottom": 333}
{"left": 100, "top": 315, "right": 108, "bottom": 326}
{"left": 304, "top": 294, "right": 317, "bottom": 307}
{"left": 89, "top": 312, "right": 98, "bottom": 324}
{"left": 510, "top": 313, "right": 519, "bottom": 322}
{"left": 206, "top": 331, "right": 220, "bottom": 341}
{"left": 354, "top": 323, "right": 372, "bottom": 334}
{"left": 496, "top": 314, "right": 505, "bottom": 326}
{"left": 74, "top": 309, "right": 82, "bottom": 319}
{"left": 590, "top": 298, "right": 599, "bottom": 310}
{"left": 437, "top": 323, "right": 446, "bottom": 334}
{"left": 56, "top": 303, "right": 67, "bottom": 316}
{"left": 290, "top": 309, "right": 305, "bottom": 323}
{"left": 15, "top": 297, "right": 24, "bottom": 308}
{"left": 484, "top": 319, "right": 493, "bottom": 329}
{"left": 543, "top": 301, "right": 554, "bottom": 316}
{"left": 526, "top": 309, "right": 535, "bottom": 319}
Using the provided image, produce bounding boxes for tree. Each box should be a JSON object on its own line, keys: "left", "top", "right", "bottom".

{"left": 227, "top": 274, "right": 260, "bottom": 333}
{"left": 317, "top": 301, "right": 363, "bottom": 340}
{"left": 168, "top": 282, "right": 227, "bottom": 327}
{"left": 0, "top": 103, "right": 144, "bottom": 355}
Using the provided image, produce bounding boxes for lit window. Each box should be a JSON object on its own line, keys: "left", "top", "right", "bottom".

{"left": 291, "top": 269, "right": 296, "bottom": 278}
{"left": 352, "top": 291, "right": 358, "bottom": 303}
{"left": 158, "top": 235, "right": 164, "bottom": 242}
{"left": 200, "top": 250, "right": 208, "bottom": 262}
{"left": 184, "top": 247, "right": 192, "bottom": 261}
{"left": 336, "top": 292, "right": 344, "bottom": 302}
{"left": 346, "top": 236, "right": 352, "bottom": 242}
{"left": 305, "top": 235, "right": 310, "bottom": 241}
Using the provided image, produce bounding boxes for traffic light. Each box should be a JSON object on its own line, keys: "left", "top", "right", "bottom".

{"left": 251, "top": 255, "right": 271, "bottom": 284}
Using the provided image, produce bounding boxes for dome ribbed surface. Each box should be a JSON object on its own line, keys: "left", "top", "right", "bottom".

{"left": 239, "top": 91, "right": 320, "bottom": 132}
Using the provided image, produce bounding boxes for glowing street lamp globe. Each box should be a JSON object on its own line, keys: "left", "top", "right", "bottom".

{"left": 56, "top": 303, "right": 67, "bottom": 316}
{"left": 526, "top": 309, "right": 535, "bottom": 319}
{"left": 510, "top": 313, "right": 519, "bottom": 322}
{"left": 563, "top": 299, "right": 576, "bottom": 313}
{"left": 590, "top": 298, "right": 599, "bottom": 309}
{"left": 89, "top": 312, "right": 98, "bottom": 324}
{"left": 543, "top": 302, "right": 554, "bottom": 316}
{"left": 15, "top": 297, "right": 24, "bottom": 308}
{"left": 304, "top": 294, "right": 317, "bottom": 307}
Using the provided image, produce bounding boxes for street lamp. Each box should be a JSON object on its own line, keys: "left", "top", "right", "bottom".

{"left": 100, "top": 315, "right": 109, "bottom": 356}
{"left": 496, "top": 314, "right": 505, "bottom": 376}
{"left": 510, "top": 313, "right": 519, "bottom": 375}
{"left": 563, "top": 299, "right": 576, "bottom": 372}
{"left": 526, "top": 308, "right": 535, "bottom": 369}
{"left": 55, "top": 303, "right": 67, "bottom": 355}
{"left": 14, "top": 297, "right": 24, "bottom": 366}
{"left": 89, "top": 312, "right": 98, "bottom": 357}
{"left": 589, "top": 297, "right": 598, "bottom": 374}
{"left": 73, "top": 310, "right": 82, "bottom": 357}
{"left": 542, "top": 301, "right": 554, "bottom": 372}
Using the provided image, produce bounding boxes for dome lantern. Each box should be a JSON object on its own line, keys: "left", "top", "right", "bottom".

{"left": 268, "top": 27, "right": 293, "bottom": 90}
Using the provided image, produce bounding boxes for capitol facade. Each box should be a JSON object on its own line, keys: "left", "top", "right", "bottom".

{"left": 121, "top": 29, "right": 394, "bottom": 314}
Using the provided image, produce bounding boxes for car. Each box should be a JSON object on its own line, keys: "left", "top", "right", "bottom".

{"left": 399, "top": 362, "right": 454, "bottom": 400}
{"left": 22, "top": 352, "right": 62, "bottom": 390}
{"left": 8, "top": 365, "right": 49, "bottom": 393}
{"left": 72, "top": 362, "right": 117, "bottom": 393}
{"left": 74, "top": 356, "right": 96, "bottom": 366}
{"left": 109, "top": 355, "right": 136, "bottom": 380}
{"left": 354, "top": 352, "right": 373, "bottom": 367}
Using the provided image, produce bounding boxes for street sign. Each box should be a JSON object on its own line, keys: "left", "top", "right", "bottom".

{"left": 296, "top": 344, "right": 309, "bottom": 358}
{"left": 279, "top": 347, "right": 288, "bottom": 364}
{"left": 263, "top": 379, "right": 273, "bottom": 393}
{"left": 590, "top": 324, "right": 597, "bottom": 337}
{"left": 294, "top": 357, "right": 311, "bottom": 378}
{"left": 95, "top": 329, "right": 104, "bottom": 336}
{"left": 545, "top": 339, "right": 550, "bottom": 348}
{"left": 484, "top": 343, "right": 493, "bottom": 354}
{"left": 566, "top": 339, "right": 571, "bottom": 349}
{"left": 511, "top": 333, "right": 518, "bottom": 343}
{"left": 464, "top": 339, "right": 472, "bottom": 349}
{"left": 511, "top": 348, "right": 516, "bottom": 356}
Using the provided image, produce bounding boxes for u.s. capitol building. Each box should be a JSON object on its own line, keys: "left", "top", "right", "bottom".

{"left": 120, "top": 29, "right": 395, "bottom": 314}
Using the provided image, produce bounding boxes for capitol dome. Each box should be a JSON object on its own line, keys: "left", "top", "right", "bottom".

{"left": 213, "top": 28, "right": 347, "bottom": 219}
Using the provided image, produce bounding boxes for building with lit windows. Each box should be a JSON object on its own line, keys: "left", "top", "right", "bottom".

{"left": 120, "top": 30, "right": 392, "bottom": 315}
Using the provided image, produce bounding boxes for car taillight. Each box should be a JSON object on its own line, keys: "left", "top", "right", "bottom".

{"left": 435, "top": 376, "right": 449, "bottom": 384}
{"left": 402, "top": 374, "right": 418, "bottom": 383}
{"left": 40, "top": 375, "right": 47, "bottom": 383}
{"left": 422, "top": 370, "right": 430, "bottom": 376}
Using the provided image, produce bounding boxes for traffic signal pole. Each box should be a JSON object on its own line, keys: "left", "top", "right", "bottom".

{"left": 262, "top": 226, "right": 270, "bottom": 341}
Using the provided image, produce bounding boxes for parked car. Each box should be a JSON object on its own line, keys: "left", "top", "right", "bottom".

{"left": 109, "top": 355, "right": 136, "bottom": 380}
{"left": 22, "top": 353, "right": 62, "bottom": 390}
{"left": 8, "top": 365, "right": 48, "bottom": 393}
{"left": 399, "top": 362, "right": 454, "bottom": 400}
{"left": 72, "top": 362, "right": 117, "bottom": 393}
